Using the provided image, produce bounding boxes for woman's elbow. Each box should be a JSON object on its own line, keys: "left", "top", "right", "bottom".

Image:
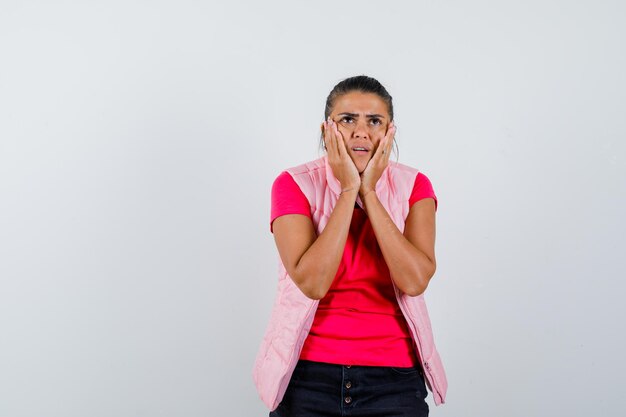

{"left": 289, "top": 272, "right": 330, "bottom": 300}
{"left": 297, "top": 282, "right": 329, "bottom": 300}
{"left": 402, "top": 282, "right": 428, "bottom": 297}
{"left": 402, "top": 265, "right": 436, "bottom": 297}
{"left": 303, "top": 288, "right": 327, "bottom": 300}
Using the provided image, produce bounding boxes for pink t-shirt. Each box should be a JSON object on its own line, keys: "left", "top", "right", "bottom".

{"left": 270, "top": 171, "right": 438, "bottom": 367}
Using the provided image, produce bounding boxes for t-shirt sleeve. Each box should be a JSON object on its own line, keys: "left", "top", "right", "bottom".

{"left": 270, "top": 171, "right": 312, "bottom": 232}
{"left": 409, "top": 172, "right": 438, "bottom": 211}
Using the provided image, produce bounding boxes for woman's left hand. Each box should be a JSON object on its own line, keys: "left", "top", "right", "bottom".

{"left": 359, "top": 121, "right": 396, "bottom": 197}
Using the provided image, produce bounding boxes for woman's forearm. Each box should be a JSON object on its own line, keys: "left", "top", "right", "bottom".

{"left": 361, "top": 191, "right": 435, "bottom": 296}
{"left": 290, "top": 189, "right": 358, "bottom": 299}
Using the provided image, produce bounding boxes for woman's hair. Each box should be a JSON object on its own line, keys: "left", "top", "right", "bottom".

{"left": 320, "top": 75, "right": 398, "bottom": 158}
{"left": 324, "top": 75, "right": 394, "bottom": 121}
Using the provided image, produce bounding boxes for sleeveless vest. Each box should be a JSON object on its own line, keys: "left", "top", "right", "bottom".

{"left": 253, "top": 156, "right": 448, "bottom": 410}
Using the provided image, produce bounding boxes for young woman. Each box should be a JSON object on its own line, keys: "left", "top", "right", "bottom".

{"left": 253, "top": 76, "right": 447, "bottom": 417}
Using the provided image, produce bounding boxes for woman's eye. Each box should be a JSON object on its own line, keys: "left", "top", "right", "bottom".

{"left": 370, "top": 118, "right": 382, "bottom": 125}
{"left": 340, "top": 117, "right": 354, "bottom": 123}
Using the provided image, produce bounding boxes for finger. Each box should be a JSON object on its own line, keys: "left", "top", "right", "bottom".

{"left": 333, "top": 120, "right": 347, "bottom": 161}
{"left": 323, "top": 120, "right": 331, "bottom": 154}
{"left": 330, "top": 119, "right": 341, "bottom": 156}
{"left": 333, "top": 122, "right": 349, "bottom": 159}
{"left": 379, "top": 123, "right": 395, "bottom": 158}
{"left": 380, "top": 137, "right": 391, "bottom": 163}
{"left": 325, "top": 119, "right": 338, "bottom": 160}
{"left": 373, "top": 133, "right": 389, "bottom": 161}
{"left": 385, "top": 122, "right": 396, "bottom": 160}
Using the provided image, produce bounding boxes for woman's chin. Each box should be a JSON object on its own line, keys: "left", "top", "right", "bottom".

{"left": 350, "top": 156, "right": 370, "bottom": 174}
{"left": 354, "top": 162, "right": 366, "bottom": 174}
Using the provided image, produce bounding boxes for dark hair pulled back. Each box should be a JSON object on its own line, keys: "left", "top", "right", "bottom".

{"left": 324, "top": 75, "right": 394, "bottom": 121}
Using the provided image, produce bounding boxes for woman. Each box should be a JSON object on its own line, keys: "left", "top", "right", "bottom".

{"left": 253, "top": 75, "right": 447, "bottom": 417}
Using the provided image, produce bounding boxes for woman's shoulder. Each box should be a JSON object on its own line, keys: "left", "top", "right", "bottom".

{"left": 388, "top": 161, "right": 420, "bottom": 175}
{"left": 283, "top": 157, "right": 326, "bottom": 176}
{"left": 387, "top": 161, "right": 421, "bottom": 191}
{"left": 387, "top": 162, "right": 437, "bottom": 208}
{"left": 271, "top": 171, "right": 310, "bottom": 209}
{"left": 272, "top": 156, "right": 324, "bottom": 188}
{"left": 388, "top": 162, "right": 434, "bottom": 184}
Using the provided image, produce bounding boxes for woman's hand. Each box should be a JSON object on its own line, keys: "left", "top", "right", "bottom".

{"left": 360, "top": 121, "right": 396, "bottom": 197}
{"left": 324, "top": 118, "right": 360, "bottom": 192}
{"left": 273, "top": 118, "right": 361, "bottom": 300}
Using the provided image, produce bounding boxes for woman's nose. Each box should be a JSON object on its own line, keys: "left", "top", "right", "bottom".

{"left": 352, "top": 120, "right": 369, "bottom": 139}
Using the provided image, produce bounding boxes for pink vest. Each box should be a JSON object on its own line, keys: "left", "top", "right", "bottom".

{"left": 253, "top": 156, "right": 448, "bottom": 410}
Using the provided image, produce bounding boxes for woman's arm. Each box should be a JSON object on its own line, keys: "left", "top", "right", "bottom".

{"left": 359, "top": 123, "right": 436, "bottom": 296}
{"left": 361, "top": 194, "right": 436, "bottom": 296}
{"left": 272, "top": 118, "right": 360, "bottom": 300}
{"left": 273, "top": 188, "right": 358, "bottom": 300}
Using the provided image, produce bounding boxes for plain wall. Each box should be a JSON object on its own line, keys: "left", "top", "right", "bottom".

{"left": 1, "top": 1, "right": 624, "bottom": 416}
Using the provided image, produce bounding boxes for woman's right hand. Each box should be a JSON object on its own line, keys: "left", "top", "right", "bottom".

{"left": 273, "top": 118, "right": 360, "bottom": 300}
{"left": 324, "top": 117, "right": 360, "bottom": 192}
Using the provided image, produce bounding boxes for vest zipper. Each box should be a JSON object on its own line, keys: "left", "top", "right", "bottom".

{"left": 395, "top": 292, "right": 444, "bottom": 403}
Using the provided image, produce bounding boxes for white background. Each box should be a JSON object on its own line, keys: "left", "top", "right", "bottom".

{"left": 1, "top": 1, "right": 624, "bottom": 416}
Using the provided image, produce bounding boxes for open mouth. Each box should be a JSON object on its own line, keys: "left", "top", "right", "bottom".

{"left": 351, "top": 146, "right": 370, "bottom": 154}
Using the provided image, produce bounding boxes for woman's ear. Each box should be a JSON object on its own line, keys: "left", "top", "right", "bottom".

{"left": 320, "top": 123, "right": 326, "bottom": 150}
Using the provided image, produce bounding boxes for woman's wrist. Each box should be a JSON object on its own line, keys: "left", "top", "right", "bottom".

{"left": 359, "top": 187, "right": 375, "bottom": 199}
{"left": 340, "top": 186, "right": 359, "bottom": 196}
{"left": 340, "top": 180, "right": 360, "bottom": 193}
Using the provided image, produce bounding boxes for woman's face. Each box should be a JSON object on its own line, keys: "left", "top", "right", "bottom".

{"left": 325, "top": 91, "right": 391, "bottom": 173}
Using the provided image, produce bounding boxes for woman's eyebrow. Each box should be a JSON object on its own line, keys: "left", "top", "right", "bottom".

{"left": 337, "top": 112, "right": 385, "bottom": 118}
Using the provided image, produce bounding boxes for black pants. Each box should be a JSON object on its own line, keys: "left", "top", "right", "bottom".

{"left": 270, "top": 360, "right": 429, "bottom": 417}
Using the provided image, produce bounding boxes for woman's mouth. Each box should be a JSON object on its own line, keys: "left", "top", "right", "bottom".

{"left": 351, "top": 146, "right": 370, "bottom": 154}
